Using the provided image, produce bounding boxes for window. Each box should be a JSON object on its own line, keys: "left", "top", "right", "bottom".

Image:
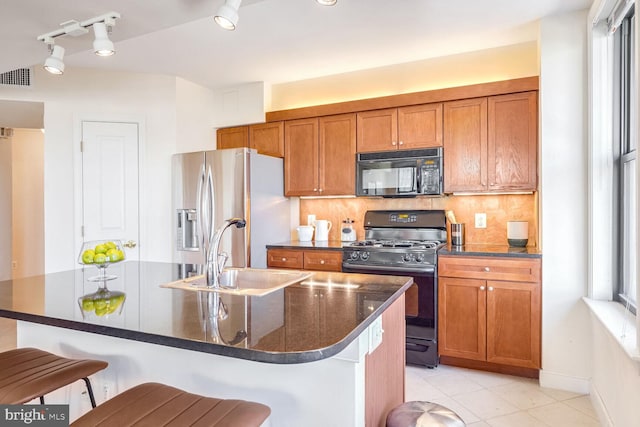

{"left": 613, "top": 6, "right": 637, "bottom": 310}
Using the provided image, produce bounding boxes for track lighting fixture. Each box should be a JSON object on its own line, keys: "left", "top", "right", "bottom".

{"left": 37, "top": 11, "right": 120, "bottom": 75}
{"left": 44, "top": 45, "right": 65, "bottom": 75}
{"left": 214, "top": 0, "right": 242, "bottom": 30}
{"left": 316, "top": 0, "right": 337, "bottom": 5}
{"left": 92, "top": 22, "right": 115, "bottom": 56}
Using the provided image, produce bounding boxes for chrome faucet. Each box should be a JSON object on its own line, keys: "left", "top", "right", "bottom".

{"left": 206, "top": 217, "right": 246, "bottom": 288}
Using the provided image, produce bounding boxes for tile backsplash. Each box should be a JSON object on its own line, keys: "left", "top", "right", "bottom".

{"left": 300, "top": 193, "right": 538, "bottom": 247}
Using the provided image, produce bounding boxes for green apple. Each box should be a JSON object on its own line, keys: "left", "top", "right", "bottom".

{"left": 81, "top": 250, "right": 95, "bottom": 264}
{"left": 81, "top": 298, "right": 94, "bottom": 311}
{"left": 105, "top": 241, "right": 117, "bottom": 250}
{"left": 93, "top": 253, "right": 107, "bottom": 264}
{"left": 94, "top": 244, "right": 107, "bottom": 254}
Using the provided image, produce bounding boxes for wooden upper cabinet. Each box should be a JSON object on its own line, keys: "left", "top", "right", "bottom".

{"left": 444, "top": 91, "right": 538, "bottom": 193}
{"left": 216, "top": 126, "right": 249, "bottom": 150}
{"left": 319, "top": 113, "right": 356, "bottom": 196}
{"left": 444, "top": 98, "right": 488, "bottom": 192}
{"left": 488, "top": 92, "right": 537, "bottom": 191}
{"left": 357, "top": 104, "right": 443, "bottom": 153}
{"left": 357, "top": 108, "right": 398, "bottom": 152}
{"left": 284, "top": 118, "right": 319, "bottom": 196}
{"left": 285, "top": 114, "right": 356, "bottom": 197}
{"left": 249, "top": 121, "right": 284, "bottom": 158}
{"left": 397, "top": 103, "right": 443, "bottom": 149}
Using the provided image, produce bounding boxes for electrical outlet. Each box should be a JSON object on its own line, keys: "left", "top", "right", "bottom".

{"left": 475, "top": 213, "right": 487, "bottom": 229}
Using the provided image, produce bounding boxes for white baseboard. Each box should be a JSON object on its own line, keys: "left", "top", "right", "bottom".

{"left": 538, "top": 369, "right": 591, "bottom": 394}
{"left": 589, "top": 383, "right": 613, "bottom": 427}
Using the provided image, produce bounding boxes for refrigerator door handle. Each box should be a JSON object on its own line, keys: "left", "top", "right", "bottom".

{"left": 196, "top": 162, "right": 206, "bottom": 254}
{"left": 202, "top": 165, "right": 215, "bottom": 257}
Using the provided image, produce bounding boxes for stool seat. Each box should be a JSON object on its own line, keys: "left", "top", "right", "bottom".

{"left": 387, "top": 401, "right": 466, "bottom": 427}
{"left": 71, "top": 382, "right": 271, "bottom": 427}
{"left": 0, "top": 347, "right": 108, "bottom": 405}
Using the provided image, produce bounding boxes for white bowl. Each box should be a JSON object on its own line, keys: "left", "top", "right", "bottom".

{"left": 297, "top": 225, "right": 314, "bottom": 242}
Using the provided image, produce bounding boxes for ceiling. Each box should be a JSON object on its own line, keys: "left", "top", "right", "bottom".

{"left": 1, "top": 0, "right": 592, "bottom": 91}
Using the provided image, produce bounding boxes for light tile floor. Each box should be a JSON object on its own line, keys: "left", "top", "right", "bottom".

{"left": 406, "top": 364, "right": 602, "bottom": 427}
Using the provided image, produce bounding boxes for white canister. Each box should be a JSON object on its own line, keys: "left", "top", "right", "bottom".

{"left": 341, "top": 218, "right": 356, "bottom": 242}
{"left": 297, "top": 225, "right": 314, "bottom": 242}
{"left": 507, "top": 221, "right": 529, "bottom": 247}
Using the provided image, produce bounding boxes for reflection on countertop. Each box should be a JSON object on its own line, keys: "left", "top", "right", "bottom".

{"left": 0, "top": 261, "right": 411, "bottom": 364}
{"left": 266, "top": 240, "right": 347, "bottom": 250}
{"left": 439, "top": 244, "right": 542, "bottom": 258}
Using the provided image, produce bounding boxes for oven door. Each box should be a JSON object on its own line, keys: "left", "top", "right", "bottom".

{"left": 342, "top": 263, "right": 438, "bottom": 367}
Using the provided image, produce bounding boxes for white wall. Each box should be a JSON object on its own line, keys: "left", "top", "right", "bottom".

{"left": 539, "top": 10, "right": 592, "bottom": 392}
{"left": 0, "top": 67, "right": 218, "bottom": 272}
{"left": 0, "top": 136, "right": 12, "bottom": 281}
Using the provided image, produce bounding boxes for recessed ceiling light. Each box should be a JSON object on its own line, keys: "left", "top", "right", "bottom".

{"left": 316, "top": 0, "right": 337, "bottom": 5}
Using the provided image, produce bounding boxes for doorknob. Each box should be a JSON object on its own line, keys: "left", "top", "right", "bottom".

{"left": 123, "top": 240, "right": 137, "bottom": 249}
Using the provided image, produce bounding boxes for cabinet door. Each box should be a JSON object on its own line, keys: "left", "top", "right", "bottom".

{"left": 216, "top": 126, "right": 249, "bottom": 150}
{"left": 438, "top": 277, "right": 486, "bottom": 361}
{"left": 266, "top": 249, "right": 304, "bottom": 269}
{"left": 249, "top": 122, "right": 284, "bottom": 158}
{"left": 443, "top": 98, "right": 488, "bottom": 192}
{"left": 398, "top": 103, "right": 443, "bottom": 149}
{"left": 356, "top": 108, "right": 398, "bottom": 153}
{"left": 486, "top": 280, "right": 541, "bottom": 368}
{"left": 488, "top": 92, "right": 537, "bottom": 191}
{"left": 319, "top": 114, "right": 356, "bottom": 196}
{"left": 284, "top": 118, "right": 319, "bottom": 196}
{"left": 303, "top": 250, "right": 343, "bottom": 272}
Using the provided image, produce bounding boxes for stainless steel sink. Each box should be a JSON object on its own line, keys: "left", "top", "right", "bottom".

{"left": 160, "top": 268, "right": 312, "bottom": 296}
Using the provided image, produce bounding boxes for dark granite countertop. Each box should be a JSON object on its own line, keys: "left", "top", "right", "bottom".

{"left": 266, "top": 240, "right": 347, "bottom": 250}
{"left": 439, "top": 244, "right": 542, "bottom": 259}
{"left": 0, "top": 261, "right": 411, "bottom": 364}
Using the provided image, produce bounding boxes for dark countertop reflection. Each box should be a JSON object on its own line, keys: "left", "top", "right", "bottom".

{"left": 0, "top": 261, "right": 411, "bottom": 364}
{"left": 266, "top": 240, "right": 347, "bottom": 250}
{"left": 439, "top": 244, "right": 542, "bottom": 259}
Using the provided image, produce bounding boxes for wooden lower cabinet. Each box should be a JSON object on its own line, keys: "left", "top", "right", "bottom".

{"left": 267, "top": 248, "right": 342, "bottom": 272}
{"left": 438, "top": 255, "right": 541, "bottom": 373}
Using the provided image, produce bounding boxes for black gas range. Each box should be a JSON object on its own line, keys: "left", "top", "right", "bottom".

{"left": 342, "top": 210, "right": 447, "bottom": 368}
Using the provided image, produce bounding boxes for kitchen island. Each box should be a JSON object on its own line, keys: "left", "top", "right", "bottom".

{"left": 0, "top": 261, "right": 410, "bottom": 426}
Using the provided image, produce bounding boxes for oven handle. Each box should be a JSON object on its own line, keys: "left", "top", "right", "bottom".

{"left": 342, "top": 264, "right": 435, "bottom": 275}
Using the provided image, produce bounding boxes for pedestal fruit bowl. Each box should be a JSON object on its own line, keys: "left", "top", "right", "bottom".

{"left": 78, "top": 240, "right": 126, "bottom": 282}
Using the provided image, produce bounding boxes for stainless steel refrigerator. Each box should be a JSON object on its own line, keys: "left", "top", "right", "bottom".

{"left": 172, "top": 148, "right": 290, "bottom": 271}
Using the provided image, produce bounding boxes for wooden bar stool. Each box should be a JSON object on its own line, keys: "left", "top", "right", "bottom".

{"left": 0, "top": 347, "right": 108, "bottom": 408}
{"left": 71, "top": 382, "right": 271, "bottom": 427}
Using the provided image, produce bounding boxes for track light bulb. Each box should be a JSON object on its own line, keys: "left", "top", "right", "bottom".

{"left": 316, "top": 0, "right": 337, "bottom": 5}
{"left": 44, "top": 45, "right": 65, "bottom": 75}
{"left": 214, "top": 0, "right": 242, "bottom": 30}
{"left": 93, "top": 22, "right": 115, "bottom": 56}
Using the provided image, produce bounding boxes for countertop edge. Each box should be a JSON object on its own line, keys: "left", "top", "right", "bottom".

{"left": 267, "top": 241, "right": 347, "bottom": 251}
{"left": 439, "top": 246, "right": 542, "bottom": 259}
{"left": 1, "top": 277, "right": 413, "bottom": 364}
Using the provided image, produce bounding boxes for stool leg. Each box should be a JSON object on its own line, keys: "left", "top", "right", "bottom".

{"left": 82, "top": 377, "right": 98, "bottom": 408}
{"left": 39, "top": 396, "right": 44, "bottom": 404}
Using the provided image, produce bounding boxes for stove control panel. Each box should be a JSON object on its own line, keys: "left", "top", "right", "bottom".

{"left": 389, "top": 213, "right": 417, "bottom": 223}
{"left": 343, "top": 249, "right": 436, "bottom": 267}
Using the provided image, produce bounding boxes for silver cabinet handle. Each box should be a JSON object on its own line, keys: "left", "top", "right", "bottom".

{"left": 320, "top": 260, "right": 325, "bottom": 264}
{"left": 391, "top": 141, "right": 397, "bottom": 146}
{"left": 488, "top": 286, "right": 494, "bottom": 291}
{"left": 281, "top": 257, "right": 287, "bottom": 261}
{"left": 484, "top": 267, "right": 490, "bottom": 272}
{"left": 399, "top": 141, "right": 404, "bottom": 145}
{"left": 480, "top": 286, "right": 485, "bottom": 291}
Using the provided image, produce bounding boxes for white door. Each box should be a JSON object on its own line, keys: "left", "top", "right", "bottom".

{"left": 81, "top": 121, "right": 139, "bottom": 261}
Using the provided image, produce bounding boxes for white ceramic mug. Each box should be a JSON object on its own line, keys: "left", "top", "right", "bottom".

{"left": 314, "top": 220, "right": 332, "bottom": 241}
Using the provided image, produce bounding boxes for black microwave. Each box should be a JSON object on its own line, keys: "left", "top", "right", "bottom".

{"left": 356, "top": 148, "right": 443, "bottom": 197}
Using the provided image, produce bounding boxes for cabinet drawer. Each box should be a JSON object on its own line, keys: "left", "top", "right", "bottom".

{"left": 303, "top": 250, "right": 343, "bottom": 272}
{"left": 267, "top": 249, "right": 303, "bottom": 269}
{"left": 439, "top": 256, "right": 540, "bottom": 283}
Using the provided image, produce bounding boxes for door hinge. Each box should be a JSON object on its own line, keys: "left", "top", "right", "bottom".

{"left": 81, "top": 225, "right": 84, "bottom": 237}
{"left": 80, "top": 140, "right": 83, "bottom": 152}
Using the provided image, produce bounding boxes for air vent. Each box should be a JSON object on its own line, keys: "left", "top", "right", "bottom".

{"left": 0, "top": 68, "right": 32, "bottom": 87}
{"left": 0, "top": 128, "right": 14, "bottom": 139}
